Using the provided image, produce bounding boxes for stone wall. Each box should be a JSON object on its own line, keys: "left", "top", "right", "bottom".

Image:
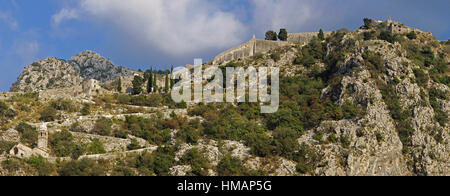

{"left": 212, "top": 32, "right": 330, "bottom": 65}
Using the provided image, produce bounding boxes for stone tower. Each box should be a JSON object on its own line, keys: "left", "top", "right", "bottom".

{"left": 37, "top": 123, "right": 48, "bottom": 152}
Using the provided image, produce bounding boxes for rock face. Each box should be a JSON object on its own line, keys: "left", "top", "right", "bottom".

{"left": 69, "top": 50, "right": 133, "bottom": 83}
{"left": 10, "top": 58, "right": 83, "bottom": 92}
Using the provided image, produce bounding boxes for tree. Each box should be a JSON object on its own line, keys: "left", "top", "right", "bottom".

{"left": 117, "top": 77, "right": 122, "bottom": 92}
{"left": 147, "top": 67, "right": 153, "bottom": 93}
{"left": 278, "top": 28, "right": 288, "bottom": 41}
{"left": 265, "top": 30, "right": 278, "bottom": 41}
{"left": 318, "top": 29, "right": 325, "bottom": 40}
{"left": 170, "top": 65, "right": 174, "bottom": 88}
{"left": 132, "top": 75, "right": 144, "bottom": 95}
{"left": 165, "top": 71, "right": 169, "bottom": 93}
{"left": 153, "top": 73, "right": 158, "bottom": 93}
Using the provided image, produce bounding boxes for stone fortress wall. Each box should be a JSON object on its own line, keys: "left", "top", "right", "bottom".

{"left": 212, "top": 32, "right": 331, "bottom": 65}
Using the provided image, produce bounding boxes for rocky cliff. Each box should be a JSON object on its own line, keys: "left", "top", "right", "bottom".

{"left": 10, "top": 58, "right": 83, "bottom": 92}
{"left": 69, "top": 50, "right": 133, "bottom": 83}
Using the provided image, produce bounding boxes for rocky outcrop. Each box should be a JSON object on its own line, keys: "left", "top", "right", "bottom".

{"left": 10, "top": 58, "right": 83, "bottom": 92}
{"left": 69, "top": 50, "right": 133, "bottom": 83}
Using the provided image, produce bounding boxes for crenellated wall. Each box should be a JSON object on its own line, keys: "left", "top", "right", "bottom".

{"left": 212, "top": 32, "right": 330, "bottom": 65}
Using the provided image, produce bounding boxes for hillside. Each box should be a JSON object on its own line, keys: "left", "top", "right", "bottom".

{"left": 0, "top": 19, "right": 448, "bottom": 176}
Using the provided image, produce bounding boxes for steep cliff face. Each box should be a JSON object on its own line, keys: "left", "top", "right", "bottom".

{"left": 69, "top": 50, "right": 133, "bottom": 83}
{"left": 10, "top": 58, "right": 83, "bottom": 92}
{"left": 231, "top": 20, "right": 449, "bottom": 176}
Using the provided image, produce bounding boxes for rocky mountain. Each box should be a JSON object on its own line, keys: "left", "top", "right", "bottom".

{"left": 1, "top": 19, "right": 448, "bottom": 176}
{"left": 69, "top": 50, "right": 133, "bottom": 83}
{"left": 10, "top": 58, "right": 83, "bottom": 92}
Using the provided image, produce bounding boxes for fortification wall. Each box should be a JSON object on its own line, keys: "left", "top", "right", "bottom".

{"left": 287, "top": 32, "right": 331, "bottom": 45}
{"left": 212, "top": 39, "right": 255, "bottom": 65}
{"left": 254, "top": 40, "right": 290, "bottom": 54}
{"left": 212, "top": 32, "right": 331, "bottom": 65}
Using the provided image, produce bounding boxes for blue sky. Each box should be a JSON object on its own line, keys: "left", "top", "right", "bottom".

{"left": 0, "top": 0, "right": 449, "bottom": 92}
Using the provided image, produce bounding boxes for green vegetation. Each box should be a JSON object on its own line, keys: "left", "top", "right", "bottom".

{"left": 134, "top": 147, "right": 175, "bottom": 176}
{"left": 180, "top": 148, "right": 210, "bottom": 176}
{"left": 132, "top": 75, "right": 144, "bottom": 95}
{"left": 81, "top": 103, "right": 91, "bottom": 116}
{"left": 265, "top": 30, "right": 277, "bottom": 41}
{"left": 318, "top": 29, "right": 325, "bottom": 40}
{"left": 117, "top": 77, "right": 122, "bottom": 92}
{"left": 0, "top": 101, "right": 16, "bottom": 121}
{"left": 16, "top": 122, "right": 38, "bottom": 147}
{"left": 127, "top": 138, "right": 142, "bottom": 150}
{"left": 26, "top": 156, "right": 56, "bottom": 176}
{"left": 124, "top": 115, "right": 171, "bottom": 145}
{"left": 278, "top": 29, "right": 288, "bottom": 41}
{"left": 39, "top": 106, "right": 58, "bottom": 122}
{"left": 93, "top": 117, "right": 113, "bottom": 136}
{"left": 58, "top": 159, "right": 106, "bottom": 176}
{"left": 217, "top": 154, "right": 247, "bottom": 176}
{"left": 49, "top": 130, "right": 85, "bottom": 159}
{"left": 429, "top": 89, "right": 448, "bottom": 126}
{"left": 86, "top": 138, "right": 106, "bottom": 155}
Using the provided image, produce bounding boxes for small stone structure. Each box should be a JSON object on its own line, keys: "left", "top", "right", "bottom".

{"left": 386, "top": 20, "right": 412, "bottom": 34}
{"left": 9, "top": 123, "right": 49, "bottom": 158}
{"left": 82, "top": 79, "right": 101, "bottom": 94}
{"left": 1, "top": 129, "right": 19, "bottom": 142}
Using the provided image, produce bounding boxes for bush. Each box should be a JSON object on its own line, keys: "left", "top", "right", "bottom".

{"left": 135, "top": 147, "right": 175, "bottom": 176}
{"left": 116, "top": 94, "right": 132, "bottom": 104}
{"left": 26, "top": 156, "right": 56, "bottom": 176}
{"left": 407, "top": 31, "right": 417, "bottom": 40}
{"left": 127, "top": 138, "right": 141, "bottom": 150}
{"left": 245, "top": 132, "right": 273, "bottom": 157}
{"left": 50, "top": 130, "right": 86, "bottom": 159}
{"left": 363, "top": 31, "right": 376, "bottom": 40}
{"left": 0, "top": 141, "right": 16, "bottom": 154}
{"left": 16, "top": 122, "right": 38, "bottom": 147}
{"left": 218, "top": 154, "right": 246, "bottom": 176}
{"left": 413, "top": 69, "right": 429, "bottom": 87}
{"left": 0, "top": 101, "right": 16, "bottom": 120}
{"left": 270, "top": 53, "right": 281, "bottom": 62}
{"left": 81, "top": 103, "right": 91, "bottom": 116}
{"left": 272, "top": 127, "right": 300, "bottom": 159}
{"left": 58, "top": 159, "right": 106, "bottom": 176}
{"left": 180, "top": 148, "right": 210, "bottom": 176}
{"left": 294, "top": 144, "right": 322, "bottom": 174}
{"left": 50, "top": 99, "right": 77, "bottom": 112}
{"left": 87, "top": 139, "right": 106, "bottom": 155}
{"left": 93, "top": 117, "right": 112, "bottom": 136}
{"left": 342, "top": 101, "right": 365, "bottom": 119}
{"left": 39, "top": 106, "right": 58, "bottom": 122}
{"left": 177, "top": 126, "right": 200, "bottom": 144}
{"left": 124, "top": 115, "right": 171, "bottom": 145}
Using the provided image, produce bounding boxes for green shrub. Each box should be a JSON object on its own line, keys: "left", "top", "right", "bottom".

{"left": 87, "top": 138, "right": 106, "bottom": 155}
{"left": 127, "top": 138, "right": 141, "bottom": 150}
{"left": 50, "top": 99, "right": 77, "bottom": 112}
{"left": 135, "top": 147, "right": 175, "bottom": 176}
{"left": 340, "top": 135, "right": 351, "bottom": 148}
{"left": 116, "top": 93, "right": 132, "bottom": 104}
{"left": 26, "top": 156, "right": 56, "bottom": 176}
{"left": 272, "top": 127, "right": 300, "bottom": 159}
{"left": 81, "top": 103, "right": 91, "bottom": 116}
{"left": 413, "top": 69, "right": 429, "bottom": 87}
{"left": 218, "top": 154, "right": 246, "bottom": 176}
{"left": 50, "top": 130, "right": 86, "bottom": 159}
{"left": 58, "top": 159, "right": 106, "bottom": 176}
{"left": 93, "top": 117, "right": 112, "bottom": 136}
{"left": 270, "top": 53, "right": 281, "bottom": 62}
{"left": 0, "top": 101, "right": 16, "bottom": 120}
{"left": 294, "top": 144, "right": 322, "bottom": 174}
{"left": 176, "top": 126, "right": 200, "bottom": 144}
{"left": 180, "top": 148, "right": 210, "bottom": 176}
{"left": 245, "top": 132, "right": 273, "bottom": 157}
{"left": 39, "top": 106, "right": 58, "bottom": 122}
{"left": 0, "top": 141, "right": 16, "bottom": 154}
{"left": 342, "top": 101, "right": 365, "bottom": 119}
{"left": 16, "top": 122, "right": 38, "bottom": 147}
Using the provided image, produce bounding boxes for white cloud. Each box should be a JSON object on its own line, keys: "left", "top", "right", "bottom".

{"left": 250, "top": 0, "right": 319, "bottom": 33}
{"left": 55, "top": 0, "right": 248, "bottom": 56}
{"left": 0, "top": 11, "right": 18, "bottom": 30}
{"left": 52, "top": 8, "right": 80, "bottom": 27}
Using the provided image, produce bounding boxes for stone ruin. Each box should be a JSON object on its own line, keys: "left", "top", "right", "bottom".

{"left": 82, "top": 79, "right": 101, "bottom": 95}
{"left": 9, "top": 123, "right": 49, "bottom": 158}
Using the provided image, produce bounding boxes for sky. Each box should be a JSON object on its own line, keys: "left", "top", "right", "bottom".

{"left": 0, "top": 0, "right": 449, "bottom": 92}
